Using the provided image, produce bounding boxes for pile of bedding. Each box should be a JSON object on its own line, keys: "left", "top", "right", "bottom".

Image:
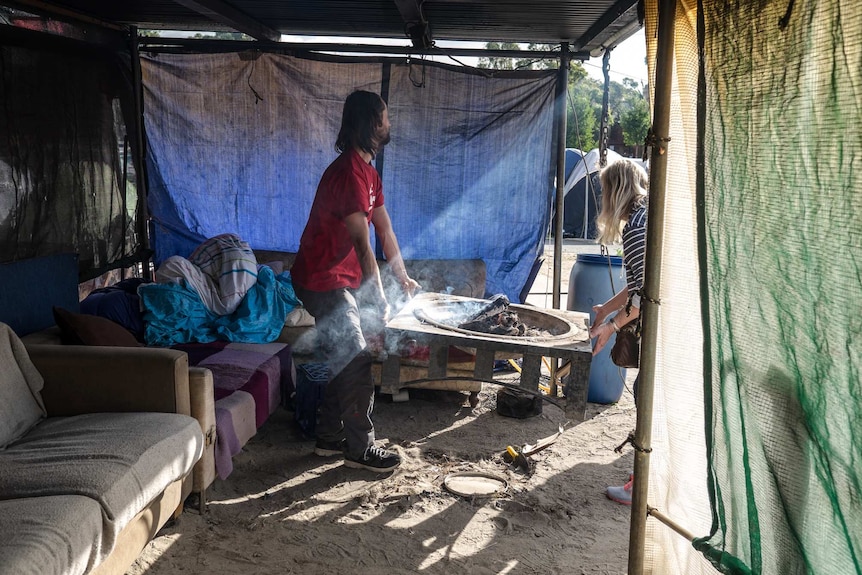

{"left": 138, "top": 234, "right": 302, "bottom": 346}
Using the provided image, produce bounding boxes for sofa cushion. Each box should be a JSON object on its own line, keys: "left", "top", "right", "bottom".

{"left": 0, "top": 323, "right": 46, "bottom": 448}
{"left": 19, "top": 325, "right": 63, "bottom": 345}
{"left": 79, "top": 278, "right": 147, "bottom": 342}
{"left": 0, "top": 253, "right": 80, "bottom": 336}
{"left": 52, "top": 307, "right": 142, "bottom": 347}
{"left": 0, "top": 495, "right": 105, "bottom": 575}
{"left": 0, "top": 412, "right": 203, "bottom": 556}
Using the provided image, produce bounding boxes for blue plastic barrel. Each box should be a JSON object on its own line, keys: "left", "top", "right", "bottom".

{"left": 567, "top": 253, "right": 627, "bottom": 404}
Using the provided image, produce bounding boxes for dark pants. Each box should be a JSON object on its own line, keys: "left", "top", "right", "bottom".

{"left": 294, "top": 284, "right": 379, "bottom": 459}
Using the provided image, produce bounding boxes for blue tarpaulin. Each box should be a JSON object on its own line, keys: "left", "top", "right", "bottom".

{"left": 142, "top": 52, "right": 558, "bottom": 301}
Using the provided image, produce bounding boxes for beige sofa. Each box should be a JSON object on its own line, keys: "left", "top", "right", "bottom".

{"left": 1, "top": 254, "right": 217, "bottom": 508}
{"left": 0, "top": 324, "right": 204, "bottom": 575}
{"left": 22, "top": 337, "right": 218, "bottom": 512}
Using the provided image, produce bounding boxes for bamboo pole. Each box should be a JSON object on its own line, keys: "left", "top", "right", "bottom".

{"left": 648, "top": 506, "right": 696, "bottom": 542}
{"left": 627, "top": 0, "right": 677, "bottom": 573}
{"left": 552, "top": 42, "right": 569, "bottom": 311}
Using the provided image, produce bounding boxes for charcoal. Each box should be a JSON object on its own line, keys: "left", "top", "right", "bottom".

{"left": 459, "top": 294, "right": 510, "bottom": 326}
{"left": 459, "top": 309, "right": 541, "bottom": 337}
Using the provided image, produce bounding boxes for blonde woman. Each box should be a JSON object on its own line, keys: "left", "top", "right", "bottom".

{"left": 588, "top": 158, "right": 648, "bottom": 504}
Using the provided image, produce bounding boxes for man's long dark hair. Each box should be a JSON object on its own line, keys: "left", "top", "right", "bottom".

{"left": 335, "top": 90, "right": 386, "bottom": 156}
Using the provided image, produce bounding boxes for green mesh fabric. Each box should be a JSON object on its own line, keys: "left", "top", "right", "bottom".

{"left": 697, "top": 1, "right": 862, "bottom": 573}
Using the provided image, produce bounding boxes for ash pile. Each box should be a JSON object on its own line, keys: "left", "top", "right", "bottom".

{"left": 458, "top": 294, "right": 541, "bottom": 337}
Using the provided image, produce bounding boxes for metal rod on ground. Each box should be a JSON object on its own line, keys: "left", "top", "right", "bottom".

{"left": 627, "top": 0, "right": 677, "bottom": 573}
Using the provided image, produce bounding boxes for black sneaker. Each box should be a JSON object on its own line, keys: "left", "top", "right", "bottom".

{"left": 314, "top": 438, "right": 345, "bottom": 457}
{"left": 344, "top": 446, "right": 401, "bottom": 472}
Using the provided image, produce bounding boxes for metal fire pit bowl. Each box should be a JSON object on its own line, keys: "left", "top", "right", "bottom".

{"left": 384, "top": 292, "right": 593, "bottom": 422}
{"left": 409, "top": 293, "right": 585, "bottom": 343}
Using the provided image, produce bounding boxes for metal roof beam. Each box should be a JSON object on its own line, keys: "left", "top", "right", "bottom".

{"left": 170, "top": 0, "right": 281, "bottom": 42}
{"left": 138, "top": 36, "right": 592, "bottom": 61}
{"left": 572, "top": 0, "right": 639, "bottom": 53}
{"left": 392, "top": 0, "right": 432, "bottom": 49}
{"left": 4, "top": 0, "right": 125, "bottom": 30}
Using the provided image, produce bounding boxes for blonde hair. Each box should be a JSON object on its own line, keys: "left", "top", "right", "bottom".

{"left": 595, "top": 159, "right": 649, "bottom": 245}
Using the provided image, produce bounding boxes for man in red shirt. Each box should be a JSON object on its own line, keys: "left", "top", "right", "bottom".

{"left": 292, "top": 90, "right": 419, "bottom": 473}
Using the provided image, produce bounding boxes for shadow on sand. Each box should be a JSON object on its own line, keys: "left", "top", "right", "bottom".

{"left": 131, "top": 384, "right": 636, "bottom": 575}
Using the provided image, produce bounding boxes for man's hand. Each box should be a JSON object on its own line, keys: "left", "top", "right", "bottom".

{"left": 401, "top": 277, "right": 421, "bottom": 297}
{"left": 379, "top": 298, "right": 391, "bottom": 324}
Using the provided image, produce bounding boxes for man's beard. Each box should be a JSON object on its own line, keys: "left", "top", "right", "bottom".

{"left": 377, "top": 127, "right": 391, "bottom": 148}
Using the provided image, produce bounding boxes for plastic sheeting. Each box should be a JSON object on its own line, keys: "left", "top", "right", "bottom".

{"left": 0, "top": 38, "right": 140, "bottom": 278}
{"left": 141, "top": 52, "right": 558, "bottom": 301}
{"left": 640, "top": 1, "right": 716, "bottom": 574}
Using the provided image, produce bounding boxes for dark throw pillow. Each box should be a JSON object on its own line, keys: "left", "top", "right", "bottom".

{"left": 52, "top": 307, "right": 143, "bottom": 347}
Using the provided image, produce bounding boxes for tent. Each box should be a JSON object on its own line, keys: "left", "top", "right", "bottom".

{"left": 561, "top": 148, "right": 651, "bottom": 240}
{"left": 562, "top": 148, "right": 621, "bottom": 239}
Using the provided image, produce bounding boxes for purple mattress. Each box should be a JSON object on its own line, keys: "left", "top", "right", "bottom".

{"left": 172, "top": 341, "right": 294, "bottom": 478}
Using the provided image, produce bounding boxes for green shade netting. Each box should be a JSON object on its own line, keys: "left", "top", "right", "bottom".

{"left": 697, "top": 1, "right": 862, "bottom": 574}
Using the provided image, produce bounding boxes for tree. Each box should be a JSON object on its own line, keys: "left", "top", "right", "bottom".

{"left": 477, "top": 42, "right": 588, "bottom": 76}
{"left": 477, "top": 43, "right": 649, "bottom": 155}
{"left": 192, "top": 31, "right": 252, "bottom": 40}
{"left": 567, "top": 87, "right": 597, "bottom": 151}
{"left": 621, "top": 96, "right": 650, "bottom": 149}
{"left": 137, "top": 30, "right": 252, "bottom": 40}
{"left": 477, "top": 42, "right": 524, "bottom": 70}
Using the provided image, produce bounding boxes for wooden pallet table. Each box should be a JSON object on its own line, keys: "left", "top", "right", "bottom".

{"left": 383, "top": 293, "right": 592, "bottom": 421}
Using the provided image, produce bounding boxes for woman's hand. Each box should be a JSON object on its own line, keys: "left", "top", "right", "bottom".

{"left": 592, "top": 303, "right": 610, "bottom": 326}
{"left": 589, "top": 320, "right": 616, "bottom": 356}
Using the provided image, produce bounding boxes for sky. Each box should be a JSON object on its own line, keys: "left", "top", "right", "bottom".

{"left": 280, "top": 28, "right": 649, "bottom": 87}
{"left": 583, "top": 28, "right": 648, "bottom": 85}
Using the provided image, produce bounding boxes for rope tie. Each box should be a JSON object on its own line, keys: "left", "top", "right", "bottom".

{"left": 614, "top": 431, "right": 653, "bottom": 454}
{"left": 247, "top": 57, "right": 264, "bottom": 104}
{"left": 640, "top": 291, "right": 661, "bottom": 306}
{"left": 643, "top": 127, "right": 671, "bottom": 161}
{"left": 778, "top": 0, "right": 795, "bottom": 30}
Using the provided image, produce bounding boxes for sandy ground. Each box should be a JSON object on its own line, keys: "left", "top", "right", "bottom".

{"left": 130, "top": 241, "right": 640, "bottom": 575}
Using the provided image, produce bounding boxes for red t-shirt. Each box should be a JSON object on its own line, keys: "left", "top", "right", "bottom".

{"left": 291, "top": 148, "right": 384, "bottom": 291}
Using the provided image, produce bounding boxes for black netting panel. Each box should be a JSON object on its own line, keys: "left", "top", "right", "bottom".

{"left": 0, "top": 38, "right": 140, "bottom": 279}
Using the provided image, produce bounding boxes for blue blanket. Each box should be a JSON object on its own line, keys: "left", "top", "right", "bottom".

{"left": 139, "top": 266, "right": 300, "bottom": 347}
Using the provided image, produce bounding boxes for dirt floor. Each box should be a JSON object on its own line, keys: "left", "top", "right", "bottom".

{"left": 131, "top": 378, "right": 636, "bottom": 575}
{"left": 130, "top": 241, "right": 639, "bottom": 575}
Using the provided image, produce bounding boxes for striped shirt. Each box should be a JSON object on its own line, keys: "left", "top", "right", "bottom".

{"left": 622, "top": 205, "right": 647, "bottom": 307}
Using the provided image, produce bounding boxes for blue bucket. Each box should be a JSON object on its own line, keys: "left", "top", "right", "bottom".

{"left": 567, "top": 253, "right": 627, "bottom": 404}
